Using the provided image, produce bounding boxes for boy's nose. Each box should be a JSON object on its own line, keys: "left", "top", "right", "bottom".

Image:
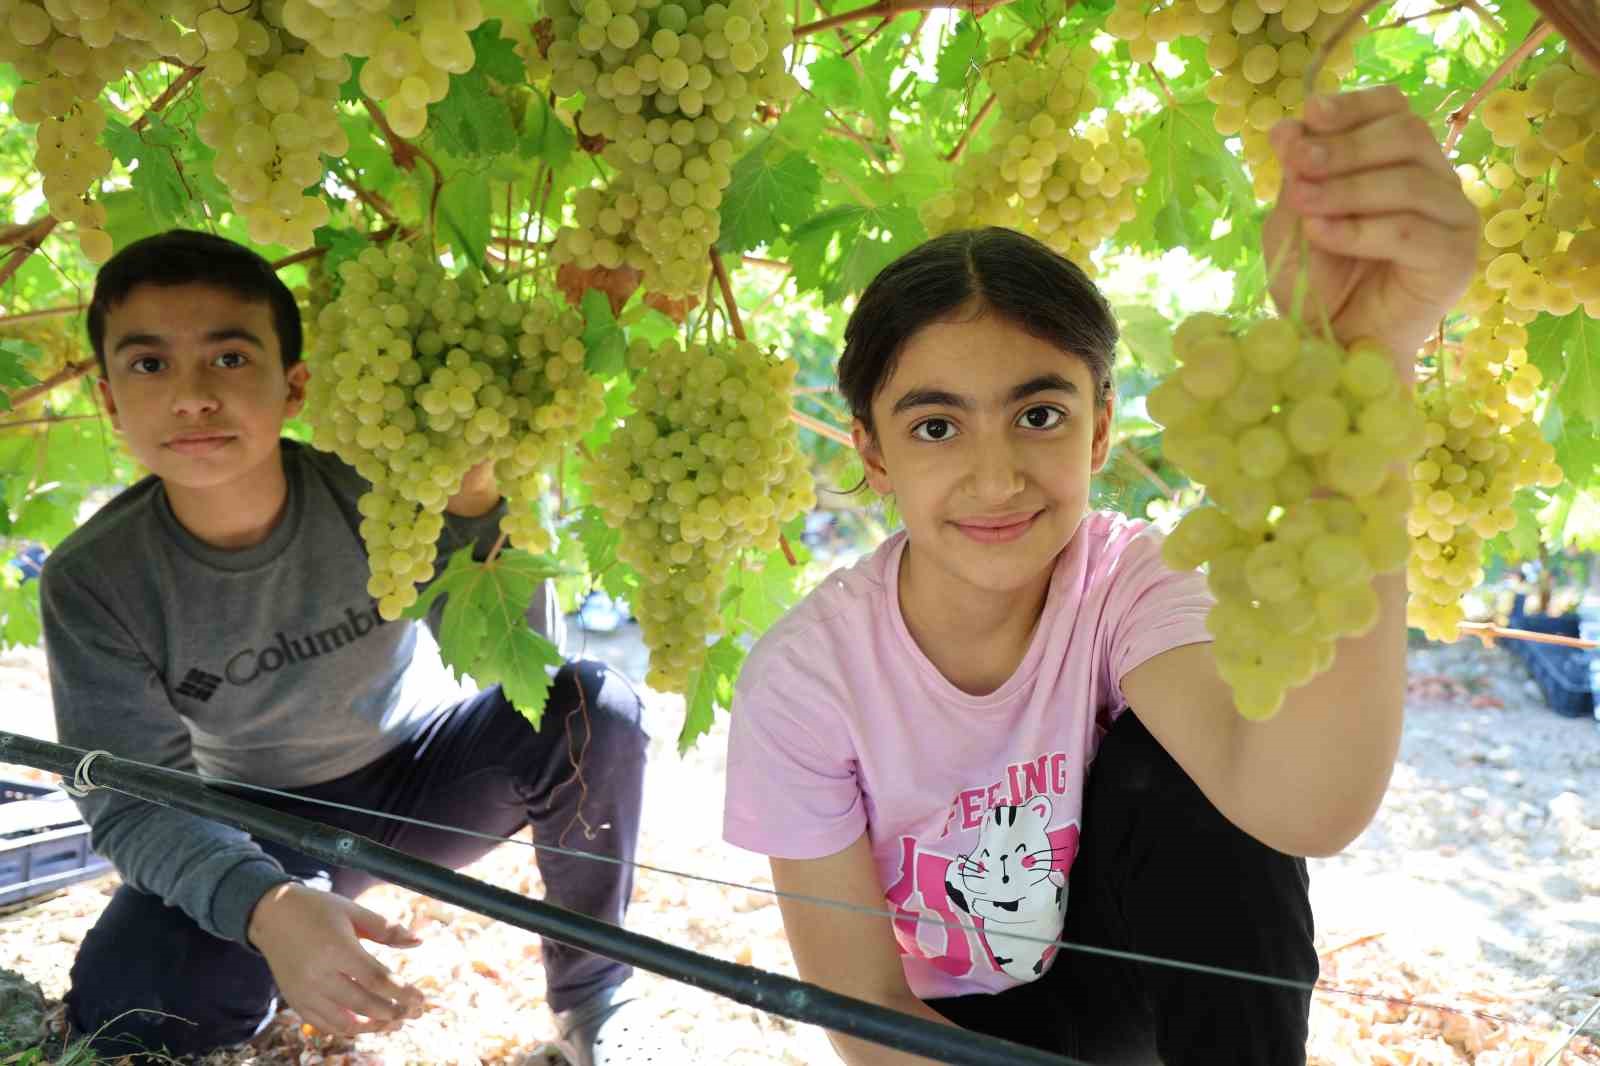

{"left": 170, "top": 375, "right": 221, "bottom": 417}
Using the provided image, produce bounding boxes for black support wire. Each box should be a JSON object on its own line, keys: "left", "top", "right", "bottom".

{"left": 0, "top": 731, "right": 1082, "bottom": 1066}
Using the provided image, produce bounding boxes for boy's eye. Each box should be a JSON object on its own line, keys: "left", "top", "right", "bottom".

{"left": 911, "top": 417, "right": 957, "bottom": 442}
{"left": 1018, "top": 405, "right": 1065, "bottom": 430}
{"left": 215, "top": 351, "right": 249, "bottom": 368}
{"left": 129, "top": 356, "right": 164, "bottom": 374}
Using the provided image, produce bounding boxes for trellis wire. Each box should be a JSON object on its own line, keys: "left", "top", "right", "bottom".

{"left": 0, "top": 729, "right": 1081, "bottom": 1066}
{"left": 1, "top": 731, "right": 1593, "bottom": 1060}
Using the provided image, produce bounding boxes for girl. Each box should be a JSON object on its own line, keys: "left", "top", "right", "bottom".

{"left": 723, "top": 88, "right": 1478, "bottom": 1064}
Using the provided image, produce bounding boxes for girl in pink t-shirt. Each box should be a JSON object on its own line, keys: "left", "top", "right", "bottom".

{"left": 724, "top": 88, "right": 1478, "bottom": 1065}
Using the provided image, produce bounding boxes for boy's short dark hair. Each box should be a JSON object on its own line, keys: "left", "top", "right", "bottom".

{"left": 87, "top": 229, "right": 303, "bottom": 376}
{"left": 838, "top": 227, "right": 1118, "bottom": 436}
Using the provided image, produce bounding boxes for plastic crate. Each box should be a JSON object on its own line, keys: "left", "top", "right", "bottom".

{"left": 1517, "top": 641, "right": 1595, "bottom": 720}
{"left": 0, "top": 777, "right": 112, "bottom": 907}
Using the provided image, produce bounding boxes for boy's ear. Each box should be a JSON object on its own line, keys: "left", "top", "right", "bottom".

{"left": 852, "top": 418, "right": 893, "bottom": 496}
{"left": 96, "top": 376, "right": 122, "bottom": 432}
{"left": 1089, "top": 394, "right": 1114, "bottom": 474}
{"left": 283, "top": 362, "right": 310, "bottom": 419}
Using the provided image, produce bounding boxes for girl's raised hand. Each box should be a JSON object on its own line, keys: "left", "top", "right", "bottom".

{"left": 1262, "top": 87, "right": 1480, "bottom": 370}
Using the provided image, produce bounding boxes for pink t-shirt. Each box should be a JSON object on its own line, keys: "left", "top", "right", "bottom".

{"left": 723, "top": 511, "right": 1214, "bottom": 1000}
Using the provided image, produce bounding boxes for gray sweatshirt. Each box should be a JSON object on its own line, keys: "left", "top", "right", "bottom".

{"left": 39, "top": 440, "right": 558, "bottom": 946}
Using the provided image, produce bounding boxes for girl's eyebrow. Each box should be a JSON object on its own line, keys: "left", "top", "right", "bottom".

{"left": 888, "top": 373, "right": 1078, "bottom": 416}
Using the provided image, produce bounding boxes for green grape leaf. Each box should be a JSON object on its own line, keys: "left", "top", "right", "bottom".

{"left": 521, "top": 93, "right": 576, "bottom": 167}
{"left": 12, "top": 491, "right": 79, "bottom": 544}
{"left": 581, "top": 290, "right": 627, "bottom": 376}
{"left": 573, "top": 505, "right": 635, "bottom": 602}
{"left": 437, "top": 169, "right": 493, "bottom": 275}
{"left": 406, "top": 547, "right": 567, "bottom": 726}
{"left": 935, "top": 15, "right": 984, "bottom": 90}
{"left": 1127, "top": 97, "right": 1253, "bottom": 256}
{"left": 432, "top": 70, "right": 519, "bottom": 159}
{"left": 471, "top": 20, "right": 527, "bottom": 84}
{"left": 1526, "top": 311, "right": 1600, "bottom": 423}
{"left": 37, "top": 419, "right": 117, "bottom": 486}
{"left": 0, "top": 345, "right": 38, "bottom": 411}
{"left": 789, "top": 202, "right": 925, "bottom": 302}
{"left": 340, "top": 57, "right": 368, "bottom": 104}
{"left": 0, "top": 574, "right": 42, "bottom": 650}
{"left": 719, "top": 135, "right": 823, "bottom": 254}
{"left": 100, "top": 188, "right": 170, "bottom": 250}
{"left": 808, "top": 55, "right": 863, "bottom": 111}
{"left": 680, "top": 636, "right": 744, "bottom": 752}
{"left": 721, "top": 546, "right": 803, "bottom": 639}
{"left": 1116, "top": 304, "right": 1176, "bottom": 375}
{"left": 102, "top": 116, "right": 192, "bottom": 227}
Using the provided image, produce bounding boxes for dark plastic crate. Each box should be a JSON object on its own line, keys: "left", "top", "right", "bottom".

{"left": 0, "top": 777, "right": 112, "bottom": 907}
{"left": 1516, "top": 641, "right": 1595, "bottom": 720}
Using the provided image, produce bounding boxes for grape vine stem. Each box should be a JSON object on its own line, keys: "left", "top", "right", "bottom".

{"left": 1442, "top": 20, "right": 1555, "bottom": 155}
{"left": 794, "top": 0, "right": 1009, "bottom": 38}
{"left": 5, "top": 359, "right": 96, "bottom": 409}
{"left": 1373, "top": 0, "right": 1500, "bottom": 34}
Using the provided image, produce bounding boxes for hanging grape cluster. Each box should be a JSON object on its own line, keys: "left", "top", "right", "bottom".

{"left": 542, "top": 0, "right": 801, "bottom": 298}
{"left": 586, "top": 336, "right": 814, "bottom": 691}
{"left": 1, "top": 0, "right": 181, "bottom": 260}
{"left": 1457, "top": 58, "right": 1600, "bottom": 320}
{"left": 1103, "top": 0, "right": 1362, "bottom": 197}
{"left": 922, "top": 39, "right": 1147, "bottom": 267}
{"left": 303, "top": 241, "right": 605, "bottom": 619}
{"left": 1152, "top": 314, "right": 1423, "bottom": 719}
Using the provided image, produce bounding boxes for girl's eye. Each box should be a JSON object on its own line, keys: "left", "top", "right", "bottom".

{"left": 215, "top": 351, "right": 249, "bottom": 368}
{"left": 911, "top": 417, "right": 957, "bottom": 442}
{"left": 129, "top": 356, "right": 163, "bottom": 375}
{"left": 1018, "top": 405, "right": 1065, "bottom": 430}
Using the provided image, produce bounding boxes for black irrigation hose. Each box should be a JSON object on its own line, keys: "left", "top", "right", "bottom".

{"left": 0, "top": 732, "right": 1082, "bottom": 1066}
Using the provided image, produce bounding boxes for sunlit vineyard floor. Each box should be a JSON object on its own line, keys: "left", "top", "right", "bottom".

{"left": 2, "top": 630, "right": 1598, "bottom": 1065}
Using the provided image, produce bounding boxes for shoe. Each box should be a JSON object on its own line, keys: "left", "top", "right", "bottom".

{"left": 551, "top": 982, "right": 678, "bottom": 1066}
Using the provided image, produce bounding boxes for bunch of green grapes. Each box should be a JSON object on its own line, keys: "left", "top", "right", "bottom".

{"left": 1151, "top": 314, "right": 1423, "bottom": 719}
{"left": 543, "top": 0, "right": 801, "bottom": 298}
{"left": 303, "top": 242, "right": 605, "bottom": 619}
{"left": 277, "top": 0, "right": 483, "bottom": 136}
{"left": 0, "top": 0, "right": 180, "bottom": 260}
{"left": 922, "top": 40, "right": 1147, "bottom": 266}
{"left": 1456, "top": 58, "right": 1600, "bottom": 320}
{"left": 586, "top": 336, "right": 814, "bottom": 691}
{"left": 1403, "top": 302, "right": 1561, "bottom": 642}
{"left": 191, "top": 8, "right": 345, "bottom": 249}
{"left": 1103, "top": 0, "right": 1361, "bottom": 198}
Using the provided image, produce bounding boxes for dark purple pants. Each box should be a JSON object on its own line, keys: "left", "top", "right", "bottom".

{"left": 65, "top": 659, "right": 647, "bottom": 1060}
{"left": 927, "top": 709, "right": 1319, "bottom": 1065}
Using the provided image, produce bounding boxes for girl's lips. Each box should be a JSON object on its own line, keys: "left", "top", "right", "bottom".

{"left": 953, "top": 512, "right": 1039, "bottom": 544}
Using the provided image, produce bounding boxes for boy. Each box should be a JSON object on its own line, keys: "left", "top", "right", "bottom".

{"left": 39, "top": 229, "right": 661, "bottom": 1065}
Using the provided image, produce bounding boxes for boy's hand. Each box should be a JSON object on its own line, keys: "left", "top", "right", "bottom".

{"left": 447, "top": 459, "right": 501, "bottom": 517}
{"left": 247, "top": 882, "right": 428, "bottom": 1037}
{"left": 1263, "top": 87, "right": 1480, "bottom": 368}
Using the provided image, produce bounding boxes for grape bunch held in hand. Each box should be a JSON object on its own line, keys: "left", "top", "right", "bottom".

{"left": 303, "top": 242, "right": 604, "bottom": 619}
{"left": 1152, "top": 314, "right": 1423, "bottom": 719}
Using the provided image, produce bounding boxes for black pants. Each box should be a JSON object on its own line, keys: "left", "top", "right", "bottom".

{"left": 927, "top": 709, "right": 1318, "bottom": 1065}
{"left": 64, "top": 660, "right": 647, "bottom": 1061}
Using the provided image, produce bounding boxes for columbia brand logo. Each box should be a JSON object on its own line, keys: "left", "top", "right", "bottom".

{"left": 176, "top": 668, "right": 222, "bottom": 702}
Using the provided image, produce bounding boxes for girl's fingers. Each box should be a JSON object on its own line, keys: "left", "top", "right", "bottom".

{"left": 1299, "top": 85, "right": 1410, "bottom": 135}
{"left": 1273, "top": 107, "right": 1455, "bottom": 182}
{"left": 1284, "top": 163, "right": 1480, "bottom": 229}
{"left": 1299, "top": 211, "right": 1476, "bottom": 272}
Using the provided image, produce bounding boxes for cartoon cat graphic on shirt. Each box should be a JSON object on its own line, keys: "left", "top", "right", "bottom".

{"left": 944, "top": 796, "right": 1068, "bottom": 980}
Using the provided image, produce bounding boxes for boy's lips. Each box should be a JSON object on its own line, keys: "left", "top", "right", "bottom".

{"left": 165, "top": 431, "right": 236, "bottom": 455}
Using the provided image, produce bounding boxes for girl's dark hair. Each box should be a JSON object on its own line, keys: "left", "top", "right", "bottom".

{"left": 87, "top": 229, "right": 303, "bottom": 376}
{"left": 838, "top": 227, "right": 1118, "bottom": 435}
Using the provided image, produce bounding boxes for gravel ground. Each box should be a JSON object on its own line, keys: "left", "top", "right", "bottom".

{"left": 1, "top": 627, "right": 1597, "bottom": 1064}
